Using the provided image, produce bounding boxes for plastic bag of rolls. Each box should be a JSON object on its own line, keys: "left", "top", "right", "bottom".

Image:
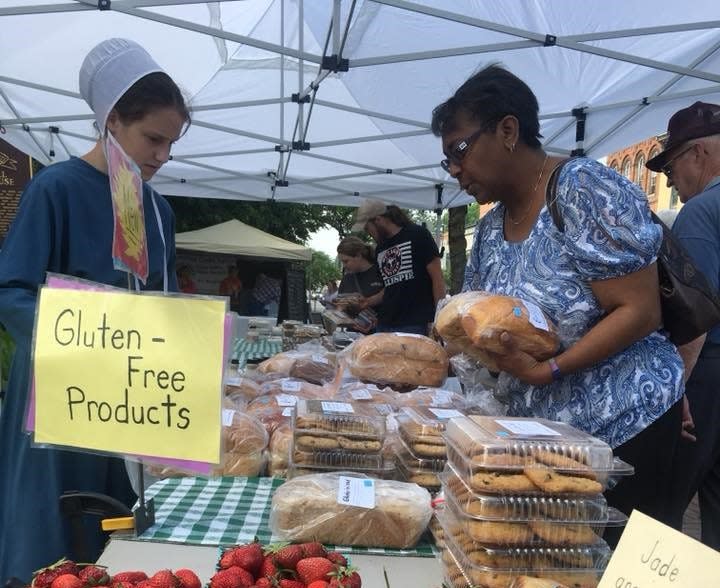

{"left": 435, "top": 291, "right": 560, "bottom": 372}
{"left": 344, "top": 332, "right": 449, "bottom": 388}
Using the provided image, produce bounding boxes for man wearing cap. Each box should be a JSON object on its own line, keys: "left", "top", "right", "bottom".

{"left": 647, "top": 101, "right": 720, "bottom": 548}
{"left": 351, "top": 199, "right": 446, "bottom": 335}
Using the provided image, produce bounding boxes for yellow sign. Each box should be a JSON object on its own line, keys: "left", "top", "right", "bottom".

{"left": 33, "top": 287, "right": 226, "bottom": 464}
{"left": 598, "top": 510, "right": 720, "bottom": 587}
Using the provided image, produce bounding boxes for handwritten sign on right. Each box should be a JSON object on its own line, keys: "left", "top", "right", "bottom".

{"left": 598, "top": 510, "right": 720, "bottom": 587}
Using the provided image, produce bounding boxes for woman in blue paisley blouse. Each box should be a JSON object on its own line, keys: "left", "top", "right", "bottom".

{"left": 432, "top": 65, "right": 684, "bottom": 538}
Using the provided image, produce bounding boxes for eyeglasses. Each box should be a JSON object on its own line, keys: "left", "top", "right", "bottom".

{"left": 440, "top": 126, "right": 488, "bottom": 172}
{"left": 661, "top": 143, "right": 695, "bottom": 178}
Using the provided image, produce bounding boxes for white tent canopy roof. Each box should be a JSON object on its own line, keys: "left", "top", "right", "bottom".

{"left": 1, "top": 0, "right": 720, "bottom": 210}
{"left": 175, "top": 218, "right": 312, "bottom": 261}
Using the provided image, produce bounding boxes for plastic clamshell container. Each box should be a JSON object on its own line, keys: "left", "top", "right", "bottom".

{"left": 441, "top": 461, "right": 620, "bottom": 523}
{"left": 444, "top": 416, "right": 618, "bottom": 473}
{"left": 396, "top": 406, "right": 465, "bottom": 458}
{"left": 396, "top": 436, "right": 447, "bottom": 473}
{"left": 291, "top": 446, "right": 386, "bottom": 470}
{"left": 287, "top": 459, "right": 396, "bottom": 480}
{"left": 293, "top": 398, "right": 386, "bottom": 439}
{"left": 395, "top": 456, "right": 442, "bottom": 490}
{"left": 442, "top": 487, "right": 623, "bottom": 548}
{"left": 439, "top": 510, "right": 606, "bottom": 588}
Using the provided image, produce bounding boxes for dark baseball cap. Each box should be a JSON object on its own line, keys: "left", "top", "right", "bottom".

{"left": 646, "top": 101, "right": 720, "bottom": 172}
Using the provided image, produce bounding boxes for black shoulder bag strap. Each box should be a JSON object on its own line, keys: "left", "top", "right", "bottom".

{"left": 545, "top": 158, "right": 577, "bottom": 232}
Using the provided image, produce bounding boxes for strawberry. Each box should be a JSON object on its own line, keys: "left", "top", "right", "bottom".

{"left": 50, "top": 575, "right": 83, "bottom": 588}
{"left": 306, "top": 582, "right": 330, "bottom": 588}
{"left": 210, "top": 567, "right": 254, "bottom": 588}
{"left": 173, "top": 570, "right": 201, "bottom": 588}
{"left": 258, "top": 558, "right": 278, "bottom": 580}
{"left": 148, "top": 570, "right": 180, "bottom": 588}
{"left": 299, "top": 542, "right": 327, "bottom": 559}
{"left": 272, "top": 544, "right": 304, "bottom": 571}
{"left": 295, "top": 558, "right": 335, "bottom": 585}
{"left": 222, "top": 541, "right": 264, "bottom": 576}
{"left": 79, "top": 566, "right": 110, "bottom": 586}
{"left": 253, "top": 580, "right": 272, "bottom": 588}
{"left": 112, "top": 572, "right": 148, "bottom": 585}
{"left": 135, "top": 581, "right": 153, "bottom": 588}
{"left": 278, "top": 581, "right": 304, "bottom": 588}
{"left": 219, "top": 548, "right": 237, "bottom": 570}
{"left": 33, "top": 560, "right": 81, "bottom": 588}
{"left": 328, "top": 566, "right": 361, "bottom": 588}
{"left": 325, "top": 552, "right": 347, "bottom": 568}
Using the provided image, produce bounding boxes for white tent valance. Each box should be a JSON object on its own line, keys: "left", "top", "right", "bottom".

{"left": 1, "top": 1, "right": 720, "bottom": 210}
{"left": 175, "top": 219, "right": 312, "bottom": 261}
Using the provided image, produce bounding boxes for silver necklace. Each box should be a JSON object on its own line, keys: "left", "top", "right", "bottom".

{"left": 507, "top": 152, "right": 549, "bottom": 226}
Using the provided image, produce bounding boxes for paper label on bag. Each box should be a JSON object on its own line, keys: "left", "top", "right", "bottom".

{"left": 276, "top": 394, "right": 298, "bottom": 407}
{"left": 399, "top": 333, "right": 426, "bottom": 339}
{"left": 337, "top": 476, "right": 375, "bottom": 509}
{"left": 226, "top": 375, "right": 241, "bottom": 386}
{"left": 222, "top": 409, "right": 235, "bottom": 427}
{"left": 281, "top": 381, "right": 302, "bottom": 393}
{"left": 351, "top": 389, "right": 373, "bottom": 400}
{"left": 321, "top": 401, "right": 354, "bottom": 414}
{"left": 282, "top": 407, "right": 294, "bottom": 417}
{"left": 495, "top": 419, "right": 561, "bottom": 437}
{"left": 429, "top": 408, "right": 463, "bottom": 419}
{"left": 519, "top": 299, "right": 549, "bottom": 331}
{"left": 312, "top": 354, "right": 329, "bottom": 364}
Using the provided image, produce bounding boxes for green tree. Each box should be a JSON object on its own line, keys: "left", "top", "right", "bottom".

{"left": 306, "top": 250, "right": 342, "bottom": 293}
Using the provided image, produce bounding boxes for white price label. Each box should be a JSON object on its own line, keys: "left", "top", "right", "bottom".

{"left": 494, "top": 419, "right": 561, "bottom": 437}
{"left": 282, "top": 407, "right": 294, "bottom": 417}
{"left": 321, "top": 401, "right": 354, "bottom": 414}
{"left": 519, "top": 299, "right": 549, "bottom": 331}
{"left": 431, "top": 390, "right": 453, "bottom": 405}
{"left": 276, "top": 394, "right": 298, "bottom": 407}
{"left": 281, "top": 380, "right": 302, "bottom": 393}
{"left": 429, "top": 408, "right": 463, "bottom": 419}
{"left": 351, "top": 389, "right": 373, "bottom": 400}
{"left": 312, "top": 354, "right": 330, "bottom": 364}
{"left": 337, "top": 476, "right": 375, "bottom": 509}
{"left": 400, "top": 333, "right": 427, "bottom": 339}
{"left": 226, "top": 376, "right": 241, "bottom": 386}
{"left": 222, "top": 409, "right": 235, "bottom": 427}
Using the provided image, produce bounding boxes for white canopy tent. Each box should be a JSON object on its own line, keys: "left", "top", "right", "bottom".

{"left": 1, "top": 0, "right": 720, "bottom": 210}
{"left": 176, "top": 218, "right": 312, "bottom": 260}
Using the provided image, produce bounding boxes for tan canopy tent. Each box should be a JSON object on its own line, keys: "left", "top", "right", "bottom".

{"left": 175, "top": 219, "right": 312, "bottom": 262}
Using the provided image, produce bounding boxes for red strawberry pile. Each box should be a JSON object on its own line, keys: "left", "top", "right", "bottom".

{"left": 213, "top": 540, "right": 361, "bottom": 588}
{"left": 29, "top": 559, "right": 201, "bottom": 588}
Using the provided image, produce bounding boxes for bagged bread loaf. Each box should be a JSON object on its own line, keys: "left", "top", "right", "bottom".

{"left": 270, "top": 472, "right": 432, "bottom": 548}
{"left": 268, "top": 423, "right": 292, "bottom": 477}
{"left": 438, "top": 292, "right": 560, "bottom": 370}
{"left": 258, "top": 350, "right": 338, "bottom": 384}
{"left": 345, "top": 332, "right": 449, "bottom": 388}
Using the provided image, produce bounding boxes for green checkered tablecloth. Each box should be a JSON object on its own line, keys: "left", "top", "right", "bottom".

{"left": 232, "top": 338, "right": 283, "bottom": 366}
{"left": 134, "top": 476, "right": 436, "bottom": 557}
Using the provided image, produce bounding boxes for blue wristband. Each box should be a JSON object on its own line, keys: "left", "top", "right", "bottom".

{"left": 548, "top": 357, "right": 562, "bottom": 381}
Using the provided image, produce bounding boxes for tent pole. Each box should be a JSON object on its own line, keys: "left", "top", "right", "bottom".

{"left": 571, "top": 108, "right": 587, "bottom": 157}
{"left": 0, "top": 87, "right": 51, "bottom": 162}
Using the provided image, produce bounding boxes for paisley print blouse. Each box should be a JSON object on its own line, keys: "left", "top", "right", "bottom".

{"left": 463, "top": 157, "right": 683, "bottom": 448}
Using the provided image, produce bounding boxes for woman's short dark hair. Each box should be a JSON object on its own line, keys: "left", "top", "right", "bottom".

{"left": 431, "top": 64, "right": 542, "bottom": 148}
{"left": 113, "top": 71, "right": 191, "bottom": 130}
{"left": 337, "top": 236, "right": 375, "bottom": 263}
{"left": 381, "top": 205, "right": 411, "bottom": 228}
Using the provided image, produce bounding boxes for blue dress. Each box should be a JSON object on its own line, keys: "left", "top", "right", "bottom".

{"left": 463, "top": 158, "right": 684, "bottom": 448}
{"left": 0, "top": 158, "right": 178, "bottom": 580}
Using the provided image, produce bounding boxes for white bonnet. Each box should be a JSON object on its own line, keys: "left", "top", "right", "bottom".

{"left": 79, "top": 38, "right": 163, "bottom": 131}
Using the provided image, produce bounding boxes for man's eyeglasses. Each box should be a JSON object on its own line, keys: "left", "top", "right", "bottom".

{"left": 661, "top": 143, "right": 695, "bottom": 178}
{"left": 440, "top": 126, "right": 488, "bottom": 173}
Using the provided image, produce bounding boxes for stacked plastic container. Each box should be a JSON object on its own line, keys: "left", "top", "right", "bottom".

{"left": 288, "top": 398, "right": 394, "bottom": 479}
{"left": 394, "top": 406, "right": 465, "bottom": 493}
{"left": 437, "top": 415, "right": 633, "bottom": 588}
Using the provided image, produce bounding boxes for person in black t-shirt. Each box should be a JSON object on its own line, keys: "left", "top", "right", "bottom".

{"left": 351, "top": 199, "right": 446, "bottom": 334}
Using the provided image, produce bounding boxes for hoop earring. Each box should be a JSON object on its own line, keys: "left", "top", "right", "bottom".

{"left": 507, "top": 143, "right": 516, "bottom": 153}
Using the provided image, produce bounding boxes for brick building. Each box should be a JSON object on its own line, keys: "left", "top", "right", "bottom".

{"left": 606, "top": 135, "right": 680, "bottom": 212}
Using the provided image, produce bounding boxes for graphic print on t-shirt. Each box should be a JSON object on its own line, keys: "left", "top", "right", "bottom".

{"left": 378, "top": 240, "right": 414, "bottom": 285}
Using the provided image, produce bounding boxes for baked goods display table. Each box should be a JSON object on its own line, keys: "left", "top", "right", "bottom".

{"left": 99, "top": 476, "right": 443, "bottom": 586}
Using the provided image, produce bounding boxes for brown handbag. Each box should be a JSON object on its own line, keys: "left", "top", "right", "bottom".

{"left": 546, "top": 159, "right": 720, "bottom": 346}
